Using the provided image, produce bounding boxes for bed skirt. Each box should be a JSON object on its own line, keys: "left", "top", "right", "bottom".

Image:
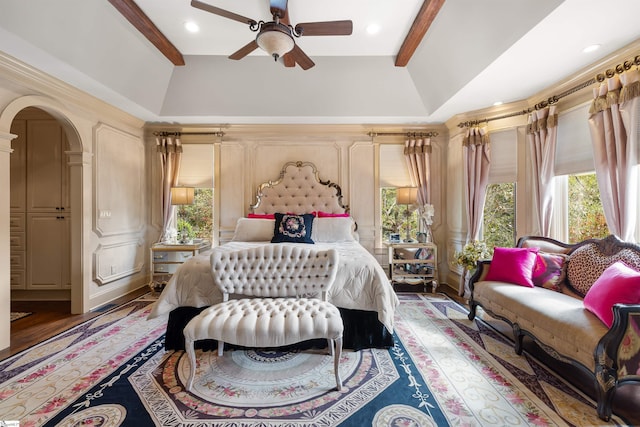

{"left": 165, "top": 306, "right": 394, "bottom": 352}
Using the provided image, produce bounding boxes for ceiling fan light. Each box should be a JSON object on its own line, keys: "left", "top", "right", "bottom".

{"left": 256, "top": 23, "right": 295, "bottom": 61}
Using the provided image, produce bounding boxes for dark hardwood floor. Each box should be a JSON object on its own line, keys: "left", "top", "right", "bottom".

{"left": 3, "top": 285, "right": 638, "bottom": 424}
{"left": 2, "top": 286, "right": 149, "bottom": 361}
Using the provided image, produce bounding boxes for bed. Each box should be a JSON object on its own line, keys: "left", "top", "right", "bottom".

{"left": 148, "top": 161, "right": 399, "bottom": 351}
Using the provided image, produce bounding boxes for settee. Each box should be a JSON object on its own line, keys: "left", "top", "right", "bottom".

{"left": 467, "top": 234, "right": 640, "bottom": 421}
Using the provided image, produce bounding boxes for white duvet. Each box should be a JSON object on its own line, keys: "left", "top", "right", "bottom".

{"left": 147, "top": 241, "right": 399, "bottom": 333}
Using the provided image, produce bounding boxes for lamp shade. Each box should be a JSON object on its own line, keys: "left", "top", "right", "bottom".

{"left": 396, "top": 187, "right": 418, "bottom": 205}
{"left": 256, "top": 23, "right": 295, "bottom": 60}
{"left": 171, "top": 187, "right": 195, "bottom": 205}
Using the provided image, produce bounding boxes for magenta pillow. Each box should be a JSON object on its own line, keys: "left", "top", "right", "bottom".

{"left": 316, "top": 211, "right": 350, "bottom": 218}
{"left": 485, "top": 247, "right": 539, "bottom": 287}
{"left": 583, "top": 261, "right": 640, "bottom": 327}
{"left": 247, "top": 213, "right": 275, "bottom": 219}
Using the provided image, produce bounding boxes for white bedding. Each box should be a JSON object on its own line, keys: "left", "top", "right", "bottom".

{"left": 148, "top": 241, "right": 399, "bottom": 333}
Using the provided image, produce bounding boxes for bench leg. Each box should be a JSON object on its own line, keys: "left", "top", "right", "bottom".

{"left": 185, "top": 339, "right": 197, "bottom": 392}
{"left": 327, "top": 338, "right": 334, "bottom": 356}
{"left": 334, "top": 337, "right": 343, "bottom": 391}
{"left": 217, "top": 340, "right": 224, "bottom": 357}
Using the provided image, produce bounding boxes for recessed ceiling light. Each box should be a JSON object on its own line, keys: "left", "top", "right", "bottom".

{"left": 366, "top": 23, "right": 380, "bottom": 35}
{"left": 493, "top": 101, "right": 503, "bottom": 106}
{"left": 583, "top": 44, "right": 601, "bottom": 53}
{"left": 184, "top": 21, "right": 200, "bottom": 33}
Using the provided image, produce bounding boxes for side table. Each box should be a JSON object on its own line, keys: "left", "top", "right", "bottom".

{"left": 385, "top": 241, "right": 438, "bottom": 293}
{"left": 149, "top": 240, "right": 211, "bottom": 293}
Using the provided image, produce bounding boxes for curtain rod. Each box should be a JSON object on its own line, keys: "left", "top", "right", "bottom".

{"left": 457, "top": 54, "right": 640, "bottom": 128}
{"left": 153, "top": 131, "right": 225, "bottom": 137}
{"left": 368, "top": 131, "right": 439, "bottom": 138}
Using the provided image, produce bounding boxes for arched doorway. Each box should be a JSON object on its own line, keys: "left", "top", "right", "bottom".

{"left": 10, "top": 107, "right": 71, "bottom": 301}
{"left": 0, "top": 95, "right": 87, "bottom": 350}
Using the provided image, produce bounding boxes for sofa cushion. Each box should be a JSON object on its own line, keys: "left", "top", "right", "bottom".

{"left": 567, "top": 243, "right": 640, "bottom": 297}
{"left": 485, "top": 247, "right": 539, "bottom": 288}
{"left": 473, "top": 281, "right": 608, "bottom": 370}
{"left": 531, "top": 252, "right": 567, "bottom": 292}
{"left": 583, "top": 261, "right": 640, "bottom": 327}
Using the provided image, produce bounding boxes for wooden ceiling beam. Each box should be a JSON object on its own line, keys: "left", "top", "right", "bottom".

{"left": 395, "top": 0, "right": 446, "bottom": 67}
{"left": 108, "top": 0, "right": 185, "bottom": 66}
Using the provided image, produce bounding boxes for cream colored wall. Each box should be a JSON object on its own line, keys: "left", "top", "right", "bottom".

{"left": 145, "top": 125, "right": 448, "bottom": 283}
{"left": 0, "top": 53, "right": 148, "bottom": 351}
{"left": 146, "top": 126, "right": 400, "bottom": 252}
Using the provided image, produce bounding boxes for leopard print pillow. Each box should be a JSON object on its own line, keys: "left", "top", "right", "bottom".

{"left": 567, "top": 243, "right": 640, "bottom": 297}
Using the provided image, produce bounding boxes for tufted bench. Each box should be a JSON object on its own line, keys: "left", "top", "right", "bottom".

{"left": 184, "top": 245, "right": 343, "bottom": 392}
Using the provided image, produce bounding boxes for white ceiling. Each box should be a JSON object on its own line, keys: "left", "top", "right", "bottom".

{"left": 1, "top": 0, "right": 640, "bottom": 125}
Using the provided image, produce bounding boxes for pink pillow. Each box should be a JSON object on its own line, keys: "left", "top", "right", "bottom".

{"left": 316, "top": 211, "right": 350, "bottom": 218}
{"left": 583, "top": 261, "right": 640, "bottom": 327}
{"left": 485, "top": 247, "right": 539, "bottom": 287}
{"left": 247, "top": 213, "right": 275, "bottom": 219}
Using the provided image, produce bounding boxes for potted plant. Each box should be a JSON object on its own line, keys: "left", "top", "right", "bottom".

{"left": 454, "top": 240, "right": 493, "bottom": 273}
{"left": 177, "top": 219, "right": 196, "bottom": 244}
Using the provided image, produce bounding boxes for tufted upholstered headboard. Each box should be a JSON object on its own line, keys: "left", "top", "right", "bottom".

{"left": 250, "top": 161, "right": 349, "bottom": 215}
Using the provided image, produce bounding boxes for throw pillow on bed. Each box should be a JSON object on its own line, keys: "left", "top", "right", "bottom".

{"left": 312, "top": 217, "right": 356, "bottom": 242}
{"left": 232, "top": 218, "right": 275, "bottom": 241}
{"left": 485, "top": 246, "right": 539, "bottom": 287}
{"left": 271, "top": 213, "right": 315, "bottom": 244}
{"left": 531, "top": 252, "right": 567, "bottom": 291}
{"left": 583, "top": 261, "right": 640, "bottom": 327}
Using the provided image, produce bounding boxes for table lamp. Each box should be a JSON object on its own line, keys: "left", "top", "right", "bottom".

{"left": 396, "top": 187, "right": 417, "bottom": 242}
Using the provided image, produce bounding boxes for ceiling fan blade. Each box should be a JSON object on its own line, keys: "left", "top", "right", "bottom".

{"left": 270, "top": 0, "right": 288, "bottom": 19}
{"left": 282, "top": 52, "right": 296, "bottom": 67}
{"left": 229, "top": 40, "right": 259, "bottom": 60}
{"left": 295, "top": 20, "right": 353, "bottom": 36}
{"left": 191, "top": 0, "right": 256, "bottom": 25}
{"left": 289, "top": 44, "right": 315, "bottom": 70}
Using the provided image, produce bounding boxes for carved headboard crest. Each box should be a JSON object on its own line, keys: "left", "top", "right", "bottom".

{"left": 250, "top": 161, "right": 349, "bottom": 215}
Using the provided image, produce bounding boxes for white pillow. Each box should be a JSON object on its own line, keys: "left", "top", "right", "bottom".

{"left": 312, "top": 217, "right": 356, "bottom": 242}
{"left": 232, "top": 218, "right": 274, "bottom": 242}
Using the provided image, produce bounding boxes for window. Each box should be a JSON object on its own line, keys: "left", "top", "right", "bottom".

{"left": 482, "top": 182, "right": 516, "bottom": 248}
{"left": 482, "top": 129, "right": 517, "bottom": 249}
{"left": 381, "top": 187, "right": 418, "bottom": 242}
{"left": 177, "top": 188, "right": 213, "bottom": 241}
{"left": 176, "top": 143, "right": 214, "bottom": 242}
{"left": 567, "top": 172, "right": 608, "bottom": 242}
{"left": 379, "top": 144, "right": 415, "bottom": 243}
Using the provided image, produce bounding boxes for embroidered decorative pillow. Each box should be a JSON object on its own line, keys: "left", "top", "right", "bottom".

{"left": 531, "top": 252, "right": 567, "bottom": 291}
{"left": 485, "top": 247, "right": 539, "bottom": 288}
{"left": 583, "top": 261, "right": 640, "bottom": 327}
{"left": 271, "top": 213, "right": 315, "bottom": 244}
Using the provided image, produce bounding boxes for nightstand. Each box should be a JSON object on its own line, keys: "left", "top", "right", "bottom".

{"left": 385, "top": 241, "right": 438, "bottom": 293}
{"left": 149, "top": 240, "right": 211, "bottom": 293}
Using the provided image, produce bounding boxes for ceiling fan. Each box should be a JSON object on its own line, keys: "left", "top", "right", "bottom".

{"left": 190, "top": 0, "right": 353, "bottom": 70}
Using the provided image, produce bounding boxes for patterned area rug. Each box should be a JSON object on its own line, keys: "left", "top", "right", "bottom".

{"left": 0, "top": 293, "right": 631, "bottom": 426}
{"left": 9, "top": 312, "right": 32, "bottom": 322}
